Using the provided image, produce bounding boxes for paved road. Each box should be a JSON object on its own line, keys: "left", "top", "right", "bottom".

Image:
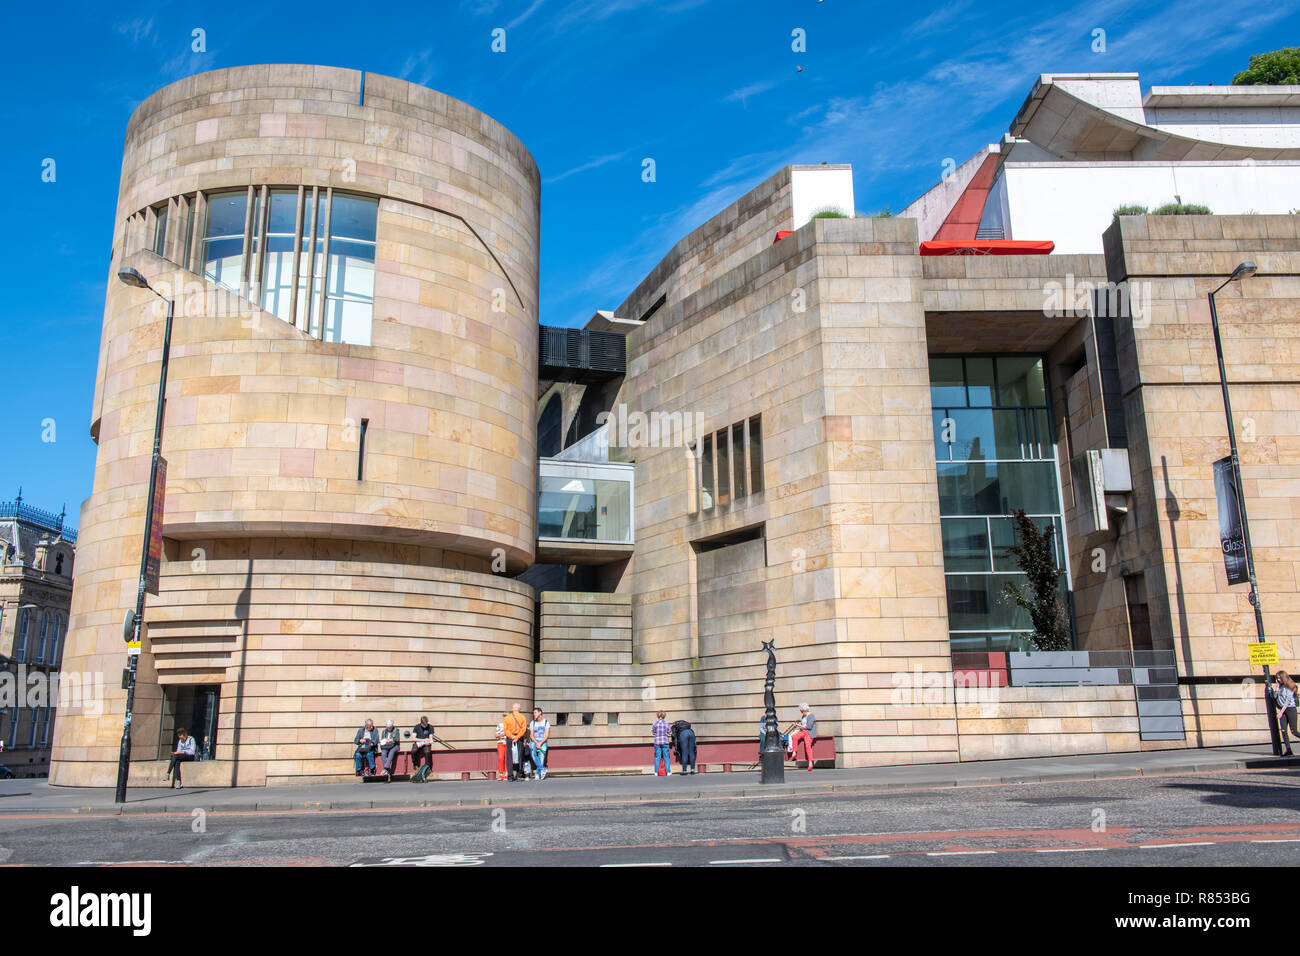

{"left": 3, "top": 766, "right": 1300, "bottom": 867}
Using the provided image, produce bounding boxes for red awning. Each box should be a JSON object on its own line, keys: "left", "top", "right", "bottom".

{"left": 920, "top": 240, "right": 1054, "bottom": 256}
{"left": 773, "top": 230, "right": 793, "bottom": 243}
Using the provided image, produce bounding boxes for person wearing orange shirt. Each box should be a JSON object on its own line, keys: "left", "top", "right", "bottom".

{"left": 503, "top": 703, "right": 529, "bottom": 782}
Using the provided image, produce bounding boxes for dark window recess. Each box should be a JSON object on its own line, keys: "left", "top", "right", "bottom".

{"left": 581, "top": 712, "right": 594, "bottom": 726}
{"left": 608, "top": 713, "right": 619, "bottom": 725}
{"left": 555, "top": 713, "right": 568, "bottom": 726}
{"left": 694, "top": 523, "right": 765, "bottom": 554}
{"left": 160, "top": 685, "right": 221, "bottom": 760}
{"left": 638, "top": 293, "right": 666, "bottom": 324}
{"left": 538, "top": 393, "right": 563, "bottom": 457}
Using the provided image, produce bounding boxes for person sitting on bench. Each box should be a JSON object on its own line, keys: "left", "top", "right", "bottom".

{"left": 410, "top": 716, "right": 435, "bottom": 776}
{"left": 788, "top": 703, "right": 817, "bottom": 771}
{"left": 378, "top": 720, "right": 401, "bottom": 777}
{"left": 166, "top": 728, "right": 196, "bottom": 788}
{"left": 354, "top": 719, "right": 379, "bottom": 777}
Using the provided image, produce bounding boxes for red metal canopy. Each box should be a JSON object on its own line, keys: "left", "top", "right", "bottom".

{"left": 920, "top": 239, "right": 1054, "bottom": 256}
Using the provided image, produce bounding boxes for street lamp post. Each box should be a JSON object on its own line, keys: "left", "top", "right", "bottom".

{"left": 1206, "top": 261, "right": 1281, "bottom": 756}
{"left": 114, "top": 267, "right": 175, "bottom": 803}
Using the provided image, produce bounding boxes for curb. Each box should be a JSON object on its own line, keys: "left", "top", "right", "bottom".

{"left": 0, "top": 755, "right": 1277, "bottom": 817}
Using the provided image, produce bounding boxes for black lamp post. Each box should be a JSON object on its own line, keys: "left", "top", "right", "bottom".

{"left": 1206, "top": 261, "right": 1281, "bottom": 757}
{"left": 113, "top": 267, "right": 175, "bottom": 803}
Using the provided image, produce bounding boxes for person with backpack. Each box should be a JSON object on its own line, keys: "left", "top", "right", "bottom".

{"left": 1275, "top": 671, "right": 1300, "bottom": 757}
{"left": 378, "top": 719, "right": 401, "bottom": 779}
{"left": 529, "top": 707, "right": 551, "bottom": 781}
{"left": 670, "top": 718, "right": 697, "bottom": 774}
{"left": 410, "top": 715, "right": 435, "bottom": 780}
{"left": 353, "top": 719, "right": 379, "bottom": 777}
{"left": 652, "top": 711, "right": 672, "bottom": 776}
{"left": 503, "top": 703, "right": 529, "bottom": 781}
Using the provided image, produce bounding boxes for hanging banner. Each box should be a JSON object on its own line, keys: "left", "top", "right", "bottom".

{"left": 144, "top": 457, "right": 167, "bottom": 595}
{"left": 1213, "top": 456, "right": 1248, "bottom": 586}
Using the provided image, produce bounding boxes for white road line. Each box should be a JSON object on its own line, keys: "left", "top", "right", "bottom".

{"left": 708, "top": 858, "right": 783, "bottom": 864}
{"left": 1138, "top": 842, "right": 1216, "bottom": 849}
{"left": 1251, "top": 839, "right": 1300, "bottom": 844}
{"left": 926, "top": 850, "right": 996, "bottom": 856}
{"left": 823, "top": 854, "right": 890, "bottom": 861}
{"left": 1034, "top": 847, "right": 1107, "bottom": 853}
{"left": 600, "top": 862, "right": 673, "bottom": 867}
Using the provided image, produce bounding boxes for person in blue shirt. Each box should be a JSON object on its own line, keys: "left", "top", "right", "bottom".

{"left": 529, "top": 707, "right": 551, "bottom": 781}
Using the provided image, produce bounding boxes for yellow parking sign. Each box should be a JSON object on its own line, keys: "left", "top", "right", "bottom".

{"left": 1249, "top": 642, "right": 1278, "bottom": 667}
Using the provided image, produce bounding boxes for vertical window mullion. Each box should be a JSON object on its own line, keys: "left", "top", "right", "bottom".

{"left": 239, "top": 184, "right": 256, "bottom": 299}
{"left": 290, "top": 186, "right": 304, "bottom": 331}
{"left": 315, "top": 188, "right": 333, "bottom": 340}
{"left": 251, "top": 185, "right": 269, "bottom": 306}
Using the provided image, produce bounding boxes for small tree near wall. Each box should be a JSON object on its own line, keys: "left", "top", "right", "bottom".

{"left": 1000, "top": 509, "right": 1071, "bottom": 651}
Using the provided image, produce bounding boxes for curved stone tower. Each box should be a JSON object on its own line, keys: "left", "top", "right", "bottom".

{"left": 52, "top": 65, "right": 540, "bottom": 786}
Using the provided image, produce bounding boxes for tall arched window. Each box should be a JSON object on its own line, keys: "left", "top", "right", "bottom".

{"left": 35, "top": 612, "right": 49, "bottom": 664}
{"left": 13, "top": 609, "right": 29, "bottom": 663}
{"left": 49, "top": 614, "right": 63, "bottom": 667}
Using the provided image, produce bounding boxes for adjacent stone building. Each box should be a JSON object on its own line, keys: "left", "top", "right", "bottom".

{"left": 0, "top": 497, "right": 75, "bottom": 777}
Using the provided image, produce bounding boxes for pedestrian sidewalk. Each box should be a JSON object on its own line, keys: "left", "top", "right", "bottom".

{"left": 0, "top": 744, "right": 1289, "bottom": 816}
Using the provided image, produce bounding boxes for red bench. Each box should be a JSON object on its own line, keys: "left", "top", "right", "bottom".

{"left": 362, "top": 737, "right": 837, "bottom": 780}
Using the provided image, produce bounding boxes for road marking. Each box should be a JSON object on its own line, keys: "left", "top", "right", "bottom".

{"left": 600, "top": 862, "right": 672, "bottom": 867}
{"left": 926, "top": 850, "right": 996, "bottom": 856}
{"left": 1034, "top": 847, "right": 1107, "bottom": 853}
{"left": 1138, "top": 842, "right": 1215, "bottom": 849}
{"left": 823, "top": 854, "right": 890, "bottom": 861}
{"left": 1251, "top": 839, "right": 1300, "bottom": 844}
{"left": 709, "top": 858, "right": 783, "bottom": 864}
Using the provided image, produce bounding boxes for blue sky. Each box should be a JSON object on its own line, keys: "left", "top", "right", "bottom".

{"left": 1, "top": 0, "right": 1295, "bottom": 522}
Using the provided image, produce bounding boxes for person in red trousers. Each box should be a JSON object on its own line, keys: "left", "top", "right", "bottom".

{"left": 788, "top": 703, "right": 817, "bottom": 771}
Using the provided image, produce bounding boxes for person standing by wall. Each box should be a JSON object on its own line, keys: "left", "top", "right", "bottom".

{"left": 495, "top": 713, "right": 508, "bottom": 780}
{"left": 788, "top": 703, "right": 817, "bottom": 772}
{"left": 652, "top": 711, "right": 672, "bottom": 776}
{"left": 504, "top": 703, "right": 529, "bottom": 782}
{"left": 530, "top": 707, "right": 551, "bottom": 781}
{"left": 671, "top": 718, "right": 697, "bottom": 774}
{"left": 1275, "top": 671, "right": 1300, "bottom": 757}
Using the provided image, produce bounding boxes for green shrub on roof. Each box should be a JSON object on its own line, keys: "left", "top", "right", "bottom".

{"left": 1152, "top": 201, "right": 1213, "bottom": 215}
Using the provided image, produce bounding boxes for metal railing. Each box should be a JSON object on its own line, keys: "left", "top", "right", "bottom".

{"left": 0, "top": 501, "right": 76, "bottom": 543}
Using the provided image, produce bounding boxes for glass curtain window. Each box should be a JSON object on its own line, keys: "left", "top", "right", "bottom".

{"left": 260, "top": 190, "right": 298, "bottom": 321}
{"left": 322, "top": 195, "right": 377, "bottom": 346}
{"left": 203, "top": 192, "right": 248, "bottom": 290}
{"left": 929, "top": 355, "right": 1067, "bottom": 653}
{"left": 5, "top": 708, "right": 17, "bottom": 749}
{"left": 39, "top": 707, "right": 51, "bottom": 748}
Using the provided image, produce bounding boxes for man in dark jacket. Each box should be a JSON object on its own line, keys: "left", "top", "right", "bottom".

{"left": 670, "top": 719, "right": 697, "bottom": 775}
{"left": 411, "top": 716, "right": 435, "bottom": 776}
{"left": 354, "top": 719, "right": 379, "bottom": 777}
